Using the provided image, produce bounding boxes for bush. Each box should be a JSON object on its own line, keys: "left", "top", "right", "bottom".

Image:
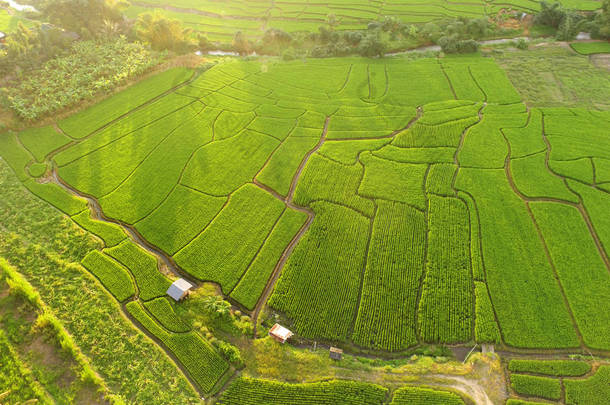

{"left": 535, "top": 2, "right": 566, "bottom": 28}
{"left": 282, "top": 47, "right": 296, "bottom": 61}
{"left": 438, "top": 35, "right": 479, "bottom": 53}
{"left": 214, "top": 340, "right": 244, "bottom": 368}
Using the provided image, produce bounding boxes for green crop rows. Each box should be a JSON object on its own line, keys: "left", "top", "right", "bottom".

{"left": 217, "top": 378, "right": 388, "bottom": 404}
{"left": 390, "top": 386, "right": 465, "bottom": 404}
{"left": 507, "top": 360, "right": 610, "bottom": 405}
{"left": 1, "top": 52, "right": 609, "bottom": 367}
{"left": 122, "top": 0, "right": 601, "bottom": 42}
{"left": 508, "top": 359, "right": 591, "bottom": 376}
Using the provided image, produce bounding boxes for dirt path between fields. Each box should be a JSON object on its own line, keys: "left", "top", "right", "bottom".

{"left": 426, "top": 375, "right": 495, "bottom": 405}
{"left": 250, "top": 116, "right": 330, "bottom": 334}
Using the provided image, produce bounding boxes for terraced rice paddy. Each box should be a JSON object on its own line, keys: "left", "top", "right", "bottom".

{"left": 1, "top": 53, "right": 609, "bottom": 397}
{"left": 123, "top": 0, "right": 602, "bottom": 41}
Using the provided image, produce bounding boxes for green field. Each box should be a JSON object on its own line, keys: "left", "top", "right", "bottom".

{"left": 507, "top": 360, "right": 610, "bottom": 404}
{"left": 121, "top": 0, "right": 601, "bottom": 41}
{"left": 570, "top": 41, "right": 610, "bottom": 55}
{"left": 1, "top": 40, "right": 609, "bottom": 403}
{"left": 2, "top": 54, "right": 610, "bottom": 355}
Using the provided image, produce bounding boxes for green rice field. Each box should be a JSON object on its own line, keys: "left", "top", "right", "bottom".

{"left": 1, "top": 46, "right": 609, "bottom": 403}
{"left": 122, "top": 0, "right": 602, "bottom": 41}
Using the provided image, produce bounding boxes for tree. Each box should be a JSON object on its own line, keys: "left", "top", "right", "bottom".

{"left": 5, "top": 22, "right": 38, "bottom": 59}
{"left": 202, "top": 296, "right": 231, "bottom": 319}
{"left": 438, "top": 35, "right": 479, "bottom": 54}
{"left": 594, "top": 0, "right": 610, "bottom": 38}
{"left": 198, "top": 34, "right": 212, "bottom": 52}
{"left": 327, "top": 13, "right": 339, "bottom": 30}
{"left": 420, "top": 22, "right": 442, "bottom": 42}
{"left": 556, "top": 12, "right": 577, "bottom": 40}
{"left": 535, "top": 2, "right": 566, "bottom": 28}
{"left": 41, "top": 0, "right": 128, "bottom": 38}
{"left": 135, "top": 11, "right": 195, "bottom": 53}
{"left": 262, "top": 28, "right": 293, "bottom": 47}
{"left": 233, "top": 31, "right": 251, "bottom": 55}
{"left": 357, "top": 33, "right": 385, "bottom": 57}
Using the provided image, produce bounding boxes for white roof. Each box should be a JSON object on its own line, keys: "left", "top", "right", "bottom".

{"left": 269, "top": 323, "right": 293, "bottom": 340}
{"left": 167, "top": 278, "right": 193, "bottom": 301}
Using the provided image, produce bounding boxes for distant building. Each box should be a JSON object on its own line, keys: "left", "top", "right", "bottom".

{"left": 269, "top": 323, "right": 293, "bottom": 343}
{"left": 166, "top": 278, "right": 193, "bottom": 301}
{"left": 329, "top": 346, "right": 343, "bottom": 360}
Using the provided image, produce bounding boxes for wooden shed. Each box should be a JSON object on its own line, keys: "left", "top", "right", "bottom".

{"left": 269, "top": 323, "right": 293, "bottom": 343}
{"left": 329, "top": 346, "right": 343, "bottom": 360}
{"left": 166, "top": 278, "right": 193, "bottom": 301}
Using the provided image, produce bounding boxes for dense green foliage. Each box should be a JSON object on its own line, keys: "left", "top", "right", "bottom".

{"left": 218, "top": 378, "right": 388, "bottom": 405}
{"left": 4, "top": 38, "right": 161, "bottom": 120}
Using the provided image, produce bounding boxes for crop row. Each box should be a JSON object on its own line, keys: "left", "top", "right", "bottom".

{"left": 352, "top": 200, "right": 426, "bottom": 351}
{"left": 126, "top": 300, "right": 229, "bottom": 394}
{"left": 425, "top": 163, "right": 457, "bottom": 196}
{"left": 510, "top": 152, "right": 579, "bottom": 203}
{"left": 134, "top": 184, "right": 227, "bottom": 255}
{"left": 230, "top": 209, "right": 308, "bottom": 310}
{"left": 418, "top": 195, "right": 473, "bottom": 343}
{"left": 510, "top": 374, "right": 561, "bottom": 400}
{"left": 58, "top": 67, "right": 194, "bottom": 139}
{"left": 81, "top": 250, "right": 135, "bottom": 302}
{"left": 508, "top": 359, "right": 591, "bottom": 377}
{"left": 174, "top": 184, "right": 286, "bottom": 293}
{"left": 393, "top": 117, "right": 480, "bottom": 148}
{"left": 294, "top": 153, "right": 375, "bottom": 217}
{"left": 143, "top": 297, "right": 191, "bottom": 333}
{"left": 217, "top": 378, "right": 388, "bottom": 405}
{"left": 105, "top": 240, "right": 172, "bottom": 302}
{"left": 98, "top": 104, "right": 216, "bottom": 225}
{"left": 269, "top": 201, "right": 370, "bottom": 341}
{"left": 359, "top": 153, "right": 428, "bottom": 210}
{"left": 529, "top": 201, "right": 610, "bottom": 350}
{"left": 458, "top": 110, "right": 527, "bottom": 169}
{"left": 390, "top": 386, "right": 465, "bottom": 404}
{"left": 58, "top": 101, "right": 200, "bottom": 198}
